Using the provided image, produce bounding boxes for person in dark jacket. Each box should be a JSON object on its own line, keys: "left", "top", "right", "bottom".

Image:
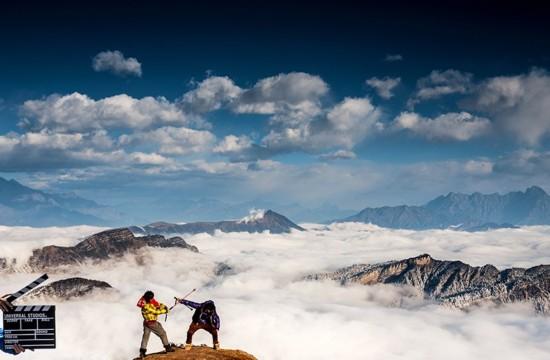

{"left": 176, "top": 298, "right": 220, "bottom": 350}
{"left": 0, "top": 295, "right": 26, "bottom": 355}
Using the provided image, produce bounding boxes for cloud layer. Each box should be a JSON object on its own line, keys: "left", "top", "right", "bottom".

{"left": 1, "top": 224, "right": 550, "bottom": 359}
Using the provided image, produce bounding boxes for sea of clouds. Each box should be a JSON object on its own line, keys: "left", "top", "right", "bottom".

{"left": 1, "top": 223, "right": 550, "bottom": 360}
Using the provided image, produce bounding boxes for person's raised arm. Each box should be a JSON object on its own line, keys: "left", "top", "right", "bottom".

{"left": 177, "top": 299, "right": 201, "bottom": 309}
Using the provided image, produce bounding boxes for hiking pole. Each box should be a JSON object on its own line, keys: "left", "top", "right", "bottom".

{"left": 165, "top": 288, "right": 196, "bottom": 322}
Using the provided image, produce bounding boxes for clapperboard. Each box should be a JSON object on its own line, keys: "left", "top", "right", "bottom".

{"left": 2, "top": 274, "right": 56, "bottom": 351}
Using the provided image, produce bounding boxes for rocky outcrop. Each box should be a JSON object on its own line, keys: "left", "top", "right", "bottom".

{"left": 133, "top": 346, "right": 257, "bottom": 360}
{"left": 133, "top": 209, "right": 305, "bottom": 236}
{"left": 27, "top": 228, "right": 198, "bottom": 270}
{"left": 339, "top": 186, "right": 550, "bottom": 230}
{"left": 27, "top": 277, "right": 113, "bottom": 300}
{"left": 307, "top": 254, "right": 550, "bottom": 313}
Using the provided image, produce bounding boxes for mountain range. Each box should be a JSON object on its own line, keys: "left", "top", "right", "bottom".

{"left": 130, "top": 209, "right": 305, "bottom": 236}
{"left": 307, "top": 254, "right": 550, "bottom": 313}
{"left": 0, "top": 177, "right": 127, "bottom": 227}
{"left": 339, "top": 186, "right": 550, "bottom": 230}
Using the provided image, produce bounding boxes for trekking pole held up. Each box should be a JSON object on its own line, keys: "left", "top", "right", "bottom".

{"left": 165, "top": 288, "right": 197, "bottom": 322}
{"left": 170, "top": 288, "right": 196, "bottom": 310}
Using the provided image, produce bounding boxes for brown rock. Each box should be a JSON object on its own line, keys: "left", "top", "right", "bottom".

{"left": 134, "top": 346, "right": 257, "bottom": 360}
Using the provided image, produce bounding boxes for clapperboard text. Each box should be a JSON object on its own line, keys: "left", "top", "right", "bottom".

{"left": 3, "top": 305, "right": 56, "bottom": 351}
{"left": 2, "top": 274, "right": 56, "bottom": 351}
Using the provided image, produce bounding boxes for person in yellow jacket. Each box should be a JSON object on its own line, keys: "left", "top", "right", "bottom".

{"left": 137, "top": 290, "right": 175, "bottom": 358}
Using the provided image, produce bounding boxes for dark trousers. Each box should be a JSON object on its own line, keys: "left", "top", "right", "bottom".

{"left": 141, "top": 321, "right": 169, "bottom": 349}
{"left": 186, "top": 322, "right": 218, "bottom": 344}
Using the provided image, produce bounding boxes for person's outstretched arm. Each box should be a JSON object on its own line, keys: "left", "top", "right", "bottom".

{"left": 178, "top": 299, "right": 201, "bottom": 309}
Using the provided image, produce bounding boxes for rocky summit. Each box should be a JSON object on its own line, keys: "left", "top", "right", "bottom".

{"left": 26, "top": 277, "right": 113, "bottom": 300}
{"left": 134, "top": 346, "right": 257, "bottom": 360}
{"left": 132, "top": 209, "right": 305, "bottom": 236}
{"left": 26, "top": 228, "right": 198, "bottom": 270}
{"left": 307, "top": 254, "right": 550, "bottom": 313}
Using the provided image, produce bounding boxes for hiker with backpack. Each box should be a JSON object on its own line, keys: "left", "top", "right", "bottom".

{"left": 137, "top": 291, "right": 175, "bottom": 358}
{"left": 175, "top": 297, "right": 220, "bottom": 350}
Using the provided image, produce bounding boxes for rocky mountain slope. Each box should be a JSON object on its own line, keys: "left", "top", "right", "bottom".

{"left": 131, "top": 209, "right": 305, "bottom": 236}
{"left": 27, "top": 277, "right": 113, "bottom": 300}
{"left": 26, "top": 228, "right": 198, "bottom": 270}
{"left": 340, "top": 186, "right": 550, "bottom": 230}
{"left": 0, "top": 176, "right": 128, "bottom": 226}
{"left": 307, "top": 254, "right": 550, "bottom": 313}
{"left": 134, "top": 346, "right": 257, "bottom": 360}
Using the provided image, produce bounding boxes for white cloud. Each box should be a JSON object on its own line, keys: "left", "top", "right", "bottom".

{"left": 130, "top": 152, "right": 173, "bottom": 166}
{"left": 493, "top": 149, "right": 550, "bottom": 175}
{"left": 262, "top": 97, "right": 382, "bottom": 152}
{"left": 409, "top": 69, "right": 473, "bottom": 107}
{"left": 180, "top": 76, "right": 243, "bottom": 113}
{"left": 213, "top": 135, "right": 253, "bottom": 154}
{"left": 384, "top": 54, "right": 403, "bottom": 62}
{"left": 366, "top": 76, "right": 401, "bottom": 99}
{"left": 92, "top": 50, "right": 142, "bottom": 77}
{"left": 119, "top": 126, "right": 216, "bottom": 155}
{"left": 319, "top": 149, "right": 357, "bottom": 161}
{"left": 232, "top": 72, "right": 328, "bottom": 115}
{"left": 20, "top": 92, "right": 194, "bottom": 133}
{"left": 1, "top": 224, "right": 550, "bottom": 359}
{"left": 467, "top": 69, "right": 550, "bottom": 145}
{"left": 393, "top": 111, "right": 491, "bottom": 141}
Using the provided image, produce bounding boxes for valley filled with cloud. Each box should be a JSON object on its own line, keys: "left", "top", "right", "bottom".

{"left": 1, "top": 223, "right": 549, "bottom": 360}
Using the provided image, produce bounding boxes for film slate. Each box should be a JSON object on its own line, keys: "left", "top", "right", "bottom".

{"left": 2, "top": 274, "right": 55, "bottom": 351}
{"left": 3, "top": 305, "right": 56, "bottom": 350}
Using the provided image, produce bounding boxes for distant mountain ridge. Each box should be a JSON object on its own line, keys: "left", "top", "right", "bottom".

{"left": 307, "top": 254, "right": 550, "bottom": 313}
{"left": 130, "top": 209, "right": 305, "bottom": 236}
{"left": 0, "top": 176, "right": 126, "bottom": 226}
{"left": 339, "top": 186, "right": 550, "bottom": 230}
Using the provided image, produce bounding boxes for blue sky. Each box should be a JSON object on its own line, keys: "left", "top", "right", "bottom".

{"left": 1, "top": 2, "right": 549, "bottom": 221}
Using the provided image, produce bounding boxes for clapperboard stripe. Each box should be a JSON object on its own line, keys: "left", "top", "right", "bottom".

{"left": 6, "top": 274, "right": 48, "bottom": 302}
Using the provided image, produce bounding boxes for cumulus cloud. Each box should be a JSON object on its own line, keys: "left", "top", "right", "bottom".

{"left": 213, "top": 135, "right": 253, "bottom": 154}
{"left": 366, "top": 76, "right": 401, "bottom": 99}
{"left": 466, "top": 69, "right": 550, "bottom": 145}
{"left": 318, "top": 149, "right": 357, "bottom": 161}
{"left": 2, "top": 224, "right": 550, "bottom": 360}
{"left": 493, "top": 149, "right": 550, "bottom": 175}
{"left": 180, "top": 72, "right": 328, "bottom": 119}
{"left": 20, "top": 92, "right": 194, "bottom": 132}
{"left": 384, "top": 54, "right": 403, "bottom": 62}
{"left": 180, "top": 76, "right": 243, "bottom": 113}
{"left": 408, "top": 69, "right": 473, "bottom": 107}
{"left": 262, "top": 97, "right": 382, "bottom": 153}
{"left": 92, "top": 50, "right": 142, "bottom": 77}
{"left": 119, "top": 126, "right": 216, "bottom": 156}
{"left": 233, "top": 72, "right": 329, "bottom": 115}
{"left": 0, "top": 130, "right": 116, "bottom": 171}
{"left": 393, "top": 111, "right": 491, "bottom": 141}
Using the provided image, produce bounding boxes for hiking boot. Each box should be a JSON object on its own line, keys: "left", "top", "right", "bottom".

{"left": 165, "top": 344, "right": 175, "bottom": 353}
{"left": 213, "top": 342, "right": 220, "bottom": 350}
{"left": 184, "top": 343, "right": 192, "bottom": 351}
{"left": 139, "top": 348, "right": 146, "bottom": 358}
